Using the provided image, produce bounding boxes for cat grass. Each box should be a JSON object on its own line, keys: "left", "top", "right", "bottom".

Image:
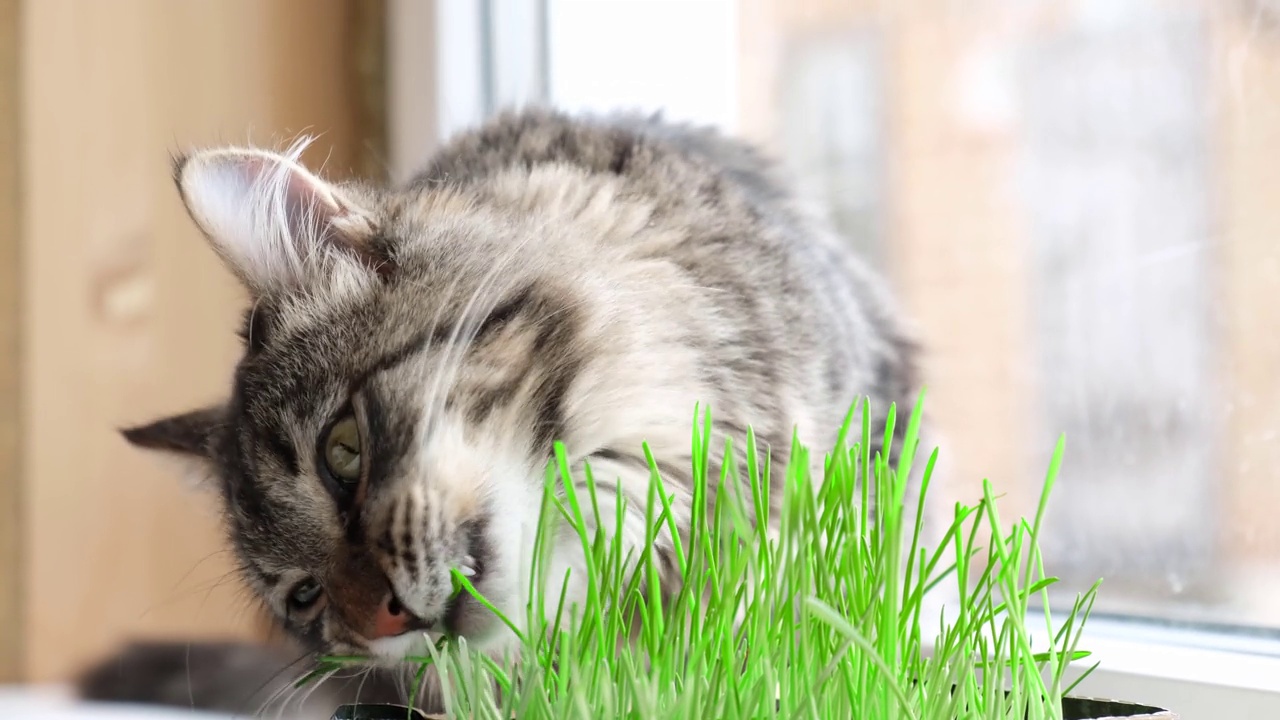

{"left": 310, "top": 393, "right": 1100, "bottom": 720}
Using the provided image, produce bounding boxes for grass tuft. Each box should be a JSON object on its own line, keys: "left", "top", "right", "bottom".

{"left": 321, "top": 394, "right": 1099, "bottom": 719}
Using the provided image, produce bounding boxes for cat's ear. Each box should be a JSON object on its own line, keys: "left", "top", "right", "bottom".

{"left": 121, "top": 406, "right": 223, "bottom": 460}
{"left": 174, "top": 139, "right": 385, "bottom": 295}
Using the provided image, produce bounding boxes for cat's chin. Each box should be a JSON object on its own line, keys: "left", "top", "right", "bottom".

{"left": 366, "top": 631, "right": 441, "bottom": 665}
{"left": 363, "top": 626, "right": 511, "bottom": 668}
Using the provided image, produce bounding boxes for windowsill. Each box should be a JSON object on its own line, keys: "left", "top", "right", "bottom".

{"left": 1042, "top": 615, "right": 1280, "bottom": 719}
{"left": 919, "top": 590, "right": 1280, "bottom": 719}
{"left": 1054, "top": 614, "right": 1280, "bottom": 687}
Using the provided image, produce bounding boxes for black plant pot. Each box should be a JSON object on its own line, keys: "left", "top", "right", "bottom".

{"left": 1062, "top": 697, "right": 1177, "bottom": 719}
{"left": 331, "top": 696, "right": 1178, "bottom": 720}
{"left": 330, "top": 704, "right": 429, "bottom": 720}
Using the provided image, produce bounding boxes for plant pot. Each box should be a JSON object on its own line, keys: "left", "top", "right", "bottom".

{"left": 330, "top": 704, "right": 429, "bottom": 720}
{"left": 330, "top": 696, "right": 1178, "bottom": 720}
{"left": 1062, "top": 696, "right": 1177, "bottom": 719}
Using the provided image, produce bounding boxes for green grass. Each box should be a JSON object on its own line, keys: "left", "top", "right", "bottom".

{"left": 316, "top": 393, "right": 1100, "bottom": 719}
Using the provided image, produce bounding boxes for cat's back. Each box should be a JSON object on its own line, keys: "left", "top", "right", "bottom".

{"left": 410, "top": 107, "right": 916, "bottom": 456}
{"left": 410, "top": 108, "right": 788, "bottom": 220}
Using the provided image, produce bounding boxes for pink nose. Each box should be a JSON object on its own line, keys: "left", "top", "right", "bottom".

{"left": 371, "top": 596, "right": 412, "bottom": 639}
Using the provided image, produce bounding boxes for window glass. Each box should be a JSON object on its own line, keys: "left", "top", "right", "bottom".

{"left": 539, "top": 0, "right": 1280, "bottom": 637}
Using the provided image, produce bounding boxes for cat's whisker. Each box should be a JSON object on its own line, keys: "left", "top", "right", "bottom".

{"left": 423, "top": 237, "right": 529, "bottom": 429}
{"left": 385, "top": 665, "right": 401, "bottom": 706}
{"left": 411, "top": 201, "right": 558, "bottom": 435}
{"left": 165, "top": 548, "right": 233, "bottom": 595}
{"left": 408, "top": 270, "right": 467, "bottom": 417}
{"left": 423, "top": 206, "right": 553, "bottom": 417}
{"left": 249, "top": 655, "right": 314, "bottom": 719}
{"left": 247, "top": 652, "right": 314, "bottom": 716}
{"left": 289, "top": 666, "right": 339, "bottom": 720}
{"left": 138, "top": 566, "right": 241, "bottom": 618}
{"left": 350, "top": 664, "right": 377, "bottom": 712}
{"left": 272, "top": 665, "right": 333, "bottom": 720}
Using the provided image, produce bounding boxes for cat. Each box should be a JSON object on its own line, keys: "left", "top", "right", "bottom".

{"left": 77, "top": 108, "right": 919, "bottom": 716}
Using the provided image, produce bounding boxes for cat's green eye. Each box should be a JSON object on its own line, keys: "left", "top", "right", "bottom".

{"left": 323, "top": 415, "right": 362, "bottom": 484}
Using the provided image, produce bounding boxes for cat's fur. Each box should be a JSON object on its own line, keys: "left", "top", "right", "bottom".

{"left": 79, "top": 108, "right": 918, "bottom": 715}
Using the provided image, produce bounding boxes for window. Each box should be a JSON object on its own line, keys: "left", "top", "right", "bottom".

{"left": 390, "top": 1, "right": 1280, "bottom": 716}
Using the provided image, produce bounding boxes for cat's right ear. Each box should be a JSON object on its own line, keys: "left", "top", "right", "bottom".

{"left": 172, "top": 139, "right": 385, "bottom": 296}
{"left": 121, "top": 406, "right": 222, "bottom": 461}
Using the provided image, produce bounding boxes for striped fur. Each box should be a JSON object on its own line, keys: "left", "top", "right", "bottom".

{"left": 104, "top": 108, "right": 919, "bottom": 714}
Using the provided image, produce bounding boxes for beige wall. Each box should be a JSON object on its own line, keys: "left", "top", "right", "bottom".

{"left": 0, "top": 0, "right": 20, "bottom": 686}
{"left": 11, "top": 0, "right": 377, "bottom": 682}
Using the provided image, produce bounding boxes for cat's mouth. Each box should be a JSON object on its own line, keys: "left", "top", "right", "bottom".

{"left": 366, "top": 542, "right": 486, "bottom": 662}
{"left": 456, "top": 551, "right": 485, "bottom": 582}
{"left": 443, "top": 531, "right": 489, "bottom": 634}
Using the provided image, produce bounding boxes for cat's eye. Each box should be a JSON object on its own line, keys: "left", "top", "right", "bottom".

{"left": 322, "top": 415, "right": 362, "bottom": 485}
{"left": 288, "top": 578, "right": 323, "bottom": 610}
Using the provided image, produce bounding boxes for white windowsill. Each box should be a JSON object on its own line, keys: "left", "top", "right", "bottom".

{"left": 1042, "top": 615, "right": 1280, "bottom": 719}
{"left": 919, "top": 590, "right": 1280, "bottom": 719}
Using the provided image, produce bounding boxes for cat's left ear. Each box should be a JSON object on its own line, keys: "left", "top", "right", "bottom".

{"left": 122, "top": 406, "right": 223, "bottom": 460}
{"left": 174, "top": 140, "right": 387, "bottom": 296}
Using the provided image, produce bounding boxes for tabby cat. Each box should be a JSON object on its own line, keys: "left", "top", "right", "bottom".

{"left": 78, "top": 108, "right": 919, "bottom": 716}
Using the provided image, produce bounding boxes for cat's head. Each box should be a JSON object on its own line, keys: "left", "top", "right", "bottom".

{"left": 124, "top": 140, "right": 593, "bottom": 661}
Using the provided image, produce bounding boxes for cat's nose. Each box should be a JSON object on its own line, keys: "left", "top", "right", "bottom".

{"left": 371, "top": 593, "right": 424, "bottom": 639}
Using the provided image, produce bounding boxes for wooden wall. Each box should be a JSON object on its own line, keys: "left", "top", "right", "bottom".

{"left": 0, "top": 0, "right": 21, "bottom": 687}
{"left": 8, "top": 0, "right": 382, "bottom": 682}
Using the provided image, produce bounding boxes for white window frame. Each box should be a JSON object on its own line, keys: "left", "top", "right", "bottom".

{"left": 386, "top": 0, "right": 549, "bottom": 184}
{"left": 385, "top": 2, "right": 1280, "bottom": 718}
{"left": 387, "top": 0, "right": 737, "bottom": 184}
